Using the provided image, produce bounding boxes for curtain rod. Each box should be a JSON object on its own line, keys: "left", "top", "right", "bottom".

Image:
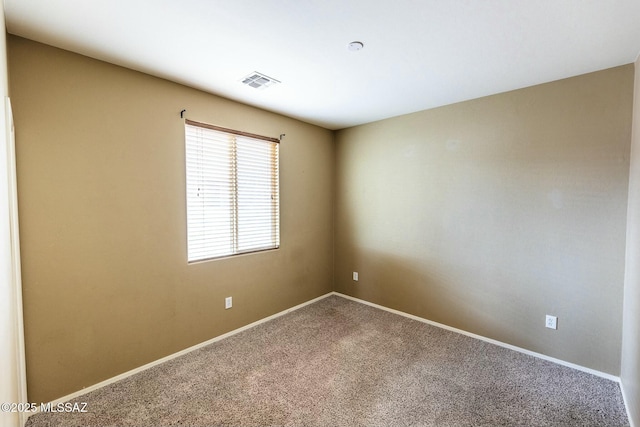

{"left": 181, "top": 110, "right": 284, "bottom": 142}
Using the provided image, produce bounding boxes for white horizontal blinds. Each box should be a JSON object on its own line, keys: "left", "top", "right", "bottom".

{"left": 185, "top": 120, "right": 279, "bottom": 262}
{"left": 236, "top": 136, "right": 280, "bottom": 252}
{"left": 185, "top": 124, "right": 236, "bottom": 261}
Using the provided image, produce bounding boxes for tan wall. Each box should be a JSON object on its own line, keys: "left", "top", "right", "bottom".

{"left": 621, "top": 58, "right": 640, "bottom": 426}
{"left": 335, "top": 65, "right": 634, "bottom": 375}
{"left": 8, "top": 36, "right": 334, "bottom": 403}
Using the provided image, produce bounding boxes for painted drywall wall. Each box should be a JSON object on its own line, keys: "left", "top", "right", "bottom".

{"left": 622, "top": 57, "right": 640, "bottom": 426}
{"left": 335, "top": 65, "right": 633, "bottom": 375}
{"left": 8, "top": 36, "right": 334, "bottom": 404}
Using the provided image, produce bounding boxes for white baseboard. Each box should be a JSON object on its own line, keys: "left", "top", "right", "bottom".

{"left": 332, "top": 292, "right": 621, "bottom": 382}
{"left": 29, "top": 290, "right": 626, "bottom": 423}
{"left": 27, "top": 292, "right": 334, "bottom": 419}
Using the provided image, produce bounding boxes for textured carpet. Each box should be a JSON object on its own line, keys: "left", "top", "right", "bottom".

{"left": 26, "top": 295, "right": 629, "bottom": 426}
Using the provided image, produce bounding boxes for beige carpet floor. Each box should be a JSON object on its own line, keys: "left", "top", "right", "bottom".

{"left": 26, "top": 295, "right": 629, "bottom": 426}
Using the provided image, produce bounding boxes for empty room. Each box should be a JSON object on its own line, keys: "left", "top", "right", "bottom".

{"left": 1, "top": 1, "right": 640, "bottom": 426}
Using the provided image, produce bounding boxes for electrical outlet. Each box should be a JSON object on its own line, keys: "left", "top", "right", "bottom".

{"left": 225, "top": 297, "right": 232, "bottom": 309}
{"left": 353, "top": 272, "right": 358, "bottom": 281}
{"left": 545, "top": 315, "right": 557, "bottom": 330}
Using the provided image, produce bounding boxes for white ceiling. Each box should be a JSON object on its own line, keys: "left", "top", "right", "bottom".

{"left": 5, "top": 1, "right": 640, "bottom": 130}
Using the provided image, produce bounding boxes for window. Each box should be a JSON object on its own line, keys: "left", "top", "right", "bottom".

{"left": 185, "top": 119, "right": 280, "bottom": 262}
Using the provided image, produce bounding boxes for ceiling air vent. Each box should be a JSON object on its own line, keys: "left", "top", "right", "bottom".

{"left": 241, "top": 72, "right": 280, "bottom": 89}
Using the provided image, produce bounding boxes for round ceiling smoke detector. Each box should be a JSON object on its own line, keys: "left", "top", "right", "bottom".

{"left": 347, "top": 41, "right": 364, "bottom": 51}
